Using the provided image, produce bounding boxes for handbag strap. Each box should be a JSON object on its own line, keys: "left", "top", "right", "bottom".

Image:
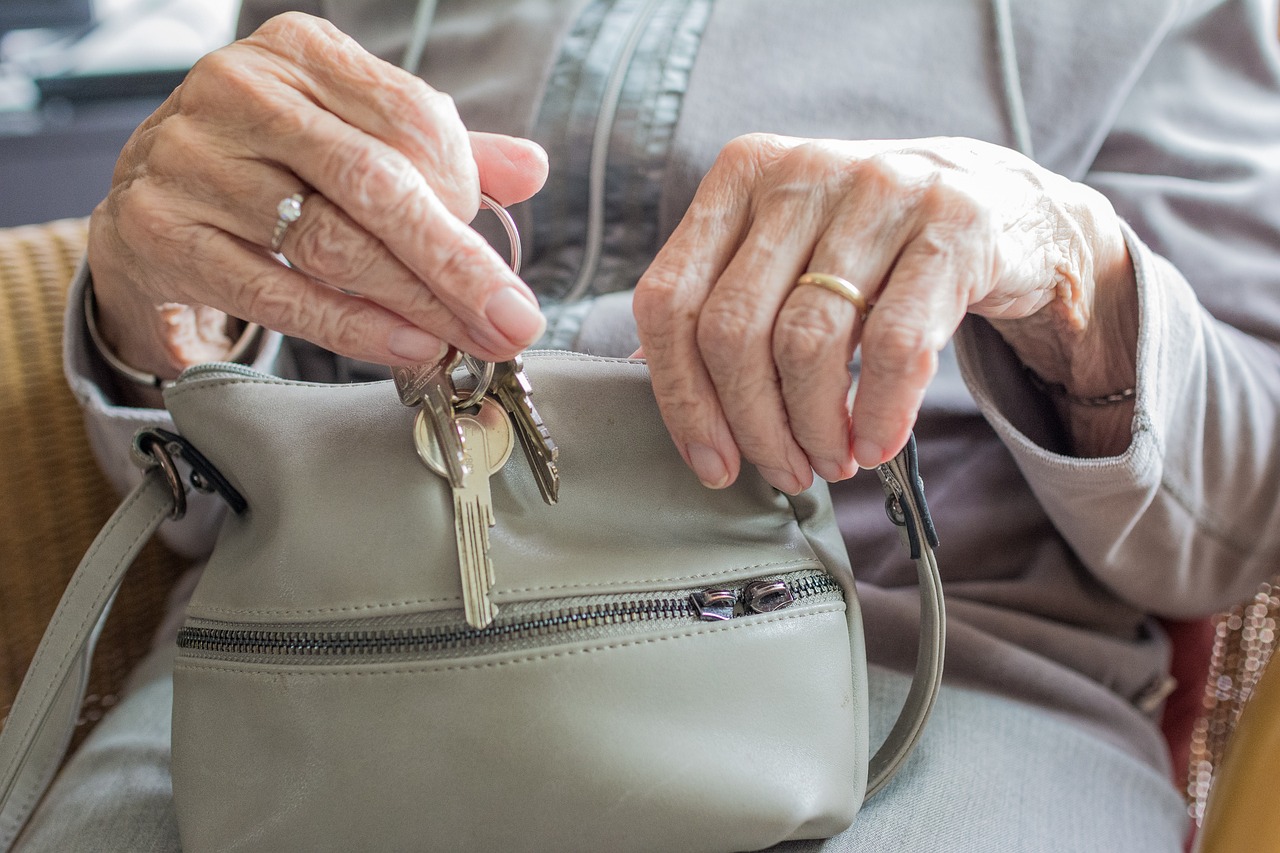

{"left": 0, "top": 438, "right": 943, "bottom": 850}
{"left": 0, "top": 468, "right": 173, "bottom": 851}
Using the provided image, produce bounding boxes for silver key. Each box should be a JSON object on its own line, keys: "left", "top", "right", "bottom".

{"left": 414, "top": 397, "right": 514, "bottom": 629}
{"left": 396, "top": 350, "right": 468, "bottom": 488}
{"left": 490, "top": 356, "right": 560, "bottom": 505}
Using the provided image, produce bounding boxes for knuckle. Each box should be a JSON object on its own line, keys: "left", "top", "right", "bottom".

{"left": 255, "top": 11, "right": 334, "bottom": 47}
{"left": 183, "top": 48, "right": 236, "bottom": 94}
{"left": 696, "top": 298, "right": 761, "bottom": 370}
{"left": 773, "top": 302, "right": 847, "bottom": 371}
{"left": 230, "top": 266, "right": 286, "bottom": 325}
{"left": 648, "top": 363, "right": 705, "bottom": 418}
{"left": 429, "top": 238, "right": 491, "bottom": 296}
{"left": 632, "top": 269, "right": 683, "bottom": 336}
{"left": 258, "top": 101, "right": 312, "bottom": 141}
{"left": 413, "top": 87, "right": 460, "bottom": 122}
{"left": 333, "top": 144, "right": 423, "bottom": 211}
{"left": 325, "top": 308, "right": 375, "bottom": 358}
{"left": 396, "top": 279, "right": 449, "bottom": 327}
{"left": 918, "top": 173, "right": 984, "bottom": 226}
{"left": 114, "top": 181, "right": 177, "bottom": 247}
{"left": 713, "top": 133, "right": 776, "bottom": 179}
{"left": 846, "top": 154, "right": 907, "bottom": 200}
{"left": 779, "top": 141, "right": 839, "bottom": 180}
{"left": 291, "top": 210, "right": 380, "bottom": 286}
{"left": 184, "top": 47, "right": 258, "bottom": 111}
{"left": 235, "top": 273, "right": 341, "bottom": 348}
{"left": 143, "top": 116, "right": 199, "bottom": 177}
{"left": 184, "top": 46, "right": 290, "bottom": 131}
{"left": 862, "top": 318, "right": 938, "bottom": 386}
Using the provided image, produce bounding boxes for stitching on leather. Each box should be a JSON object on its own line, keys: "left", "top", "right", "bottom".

{"left": 174, "top": 604, "right": 846, "bottom": 678}
{"left": 189, "top": 559, "right": 824, "bottom": 617}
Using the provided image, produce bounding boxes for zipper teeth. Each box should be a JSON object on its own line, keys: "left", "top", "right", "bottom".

{"left": 177, "top": 573, "right": 840, "bottom": 658}
{"left": 178, "top": 361, "right": 268, "bottom": 382}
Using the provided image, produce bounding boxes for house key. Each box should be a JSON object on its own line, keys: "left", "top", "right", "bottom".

{"left": 394, "top": 349, "right": 469, "bottom": 488}
{"left": 490, "top": 356, "right": 559, "bottom": 505}
{"left": 414, "top": 397, "right": 514, "bottom": 628}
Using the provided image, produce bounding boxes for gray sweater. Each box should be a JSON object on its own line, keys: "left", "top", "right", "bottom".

{"left": 65, "top": 0, "right": 1280, "bottom": 776}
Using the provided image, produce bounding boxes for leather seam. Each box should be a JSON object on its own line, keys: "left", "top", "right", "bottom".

{"left": 187, "top": 559, "right": 825, "bottom": 617}
{"left": 173, "top": 604, "right": 846, "bottom": 677}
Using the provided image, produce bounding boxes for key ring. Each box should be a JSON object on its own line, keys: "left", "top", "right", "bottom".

{"left": 454, "top": 193, "right": 522, "bottom": 410}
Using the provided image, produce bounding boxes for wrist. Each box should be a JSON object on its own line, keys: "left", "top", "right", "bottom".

{"left": 87, "top": 231, "right": 257, "bottom": 388}
{"left": 992, "top": 196, "right": 1139, "bottom": 457}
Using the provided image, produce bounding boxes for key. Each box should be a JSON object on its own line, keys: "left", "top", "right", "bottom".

{"left": 395, "top": 351, "right": 469, "bottom": 488}
{"left": 414, "top": 397, "right": 514, "bottom": 629}
{"left": 490, "top": 356, "right": 560, "bottom": 505}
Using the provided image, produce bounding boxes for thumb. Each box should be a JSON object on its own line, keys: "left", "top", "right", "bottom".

{"left": 471, "top": 132, "right": 549, "bottom": 206}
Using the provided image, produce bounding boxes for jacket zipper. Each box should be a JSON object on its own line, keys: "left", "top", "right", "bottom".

{"left": 177, "top": 570, "right": 841, "bottom": 663}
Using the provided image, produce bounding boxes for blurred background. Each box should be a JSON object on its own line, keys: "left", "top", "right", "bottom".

{"left": 0, "top": 0, "right": 239, "bottom": 226}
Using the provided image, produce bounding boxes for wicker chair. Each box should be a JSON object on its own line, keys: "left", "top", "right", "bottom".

{"left": 0, "top": 219, "right": 187, "bottom": 751}
{"left": 0, "top": 218, "right": 1274, "bottom": 846}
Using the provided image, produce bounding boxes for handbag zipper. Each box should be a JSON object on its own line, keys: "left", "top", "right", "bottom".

{"left": 176, "top": 570, "right": 842, "bottom": 664}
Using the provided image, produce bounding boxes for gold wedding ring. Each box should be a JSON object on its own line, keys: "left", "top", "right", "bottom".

{"left": 795, "top": 273, "right": 871, "bottom": 320}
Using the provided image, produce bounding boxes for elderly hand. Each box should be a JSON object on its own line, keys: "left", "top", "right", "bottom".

{"left": 634, "top": 134, "right": 1138, "bottom": 493}
{"left": 88, "top": 12, "right": 549, "bottom": 383}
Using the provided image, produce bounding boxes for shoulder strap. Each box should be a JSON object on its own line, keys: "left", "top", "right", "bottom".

{"left": 0, "top": 469, "right": 174, "bottom": 851}
{"left": 0, "top": 440, "right": 943, "bottom": 849}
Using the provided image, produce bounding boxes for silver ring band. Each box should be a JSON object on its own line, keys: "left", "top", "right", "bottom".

{"left": 270, "top": 192, "right": 307, "bottom": 253}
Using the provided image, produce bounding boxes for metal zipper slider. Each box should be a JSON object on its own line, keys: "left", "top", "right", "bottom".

{"left": 690, "top": 579, "right": 801, "bottom": 621}
{"left": 742, "top": 579, "right": 795, "bottom": 614}
{"left": 689, "top": 588, "right": 738, "bottom": 622}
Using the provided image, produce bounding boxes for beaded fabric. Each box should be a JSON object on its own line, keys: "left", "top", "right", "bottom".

{"left": 1185, "top": 579, "right": 1280, "bottom": 825}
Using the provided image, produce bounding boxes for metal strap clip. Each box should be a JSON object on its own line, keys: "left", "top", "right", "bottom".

{"left": 132, "top": 428, "right": 248, "bottom": 521}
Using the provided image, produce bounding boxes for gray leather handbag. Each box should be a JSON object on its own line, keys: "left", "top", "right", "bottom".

{"left": 0, "top": 352, "right": 944, "bottom": 852}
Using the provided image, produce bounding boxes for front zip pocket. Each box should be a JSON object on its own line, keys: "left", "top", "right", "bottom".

{"left": 176, "top": 569, "right": 842, "bottom": 665}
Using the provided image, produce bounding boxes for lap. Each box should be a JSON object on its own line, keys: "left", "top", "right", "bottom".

{"left": 772, "top": 668, "right": 1187, "bottom": 852}
{"left": 16, "top": 654, "right": 1186, "bottom": 853}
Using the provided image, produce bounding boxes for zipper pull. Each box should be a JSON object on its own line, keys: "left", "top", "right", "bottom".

{"left": 742, "top": 579, "right": 794, "bottom": 614}
{"left": 690, "top": 579, "right": 799, "bottom": 621}
{"left": 689, "top": 588, "right": 738, "bottom": 621}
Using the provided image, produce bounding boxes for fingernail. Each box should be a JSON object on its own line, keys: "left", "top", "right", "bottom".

{"left": 812, "top": 458, "right": 848, "bottom": 482}
{"left": 758, "top": 466, "right": 802, "bottom": 495}
{"left": 486, "top": 286, "right": 546, "bottom": 346}
{"left": 388, "top": 326, "right": 447, "bottom": 362}
{"left": 853, "top": 438, "right": 885, "bottom": 468}
{"left": 687, "top": 442, "right": 730, "bottom": 489}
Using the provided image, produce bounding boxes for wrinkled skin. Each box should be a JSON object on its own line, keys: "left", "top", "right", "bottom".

{"left": 90, "top": 12, "right": 549, "bottom": 382}
{"left": 632, "top": 134, "right": 1138, "bottom": 492}
{"left": 92, "top": 13, "right": 1138, "bottom": 489}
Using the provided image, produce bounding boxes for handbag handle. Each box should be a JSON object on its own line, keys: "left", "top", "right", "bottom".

{"left": 867, "top": 434, "right": 945, "bottom": 798}
{"left": 0, "top": 436, "right": 944, "bottom": 850}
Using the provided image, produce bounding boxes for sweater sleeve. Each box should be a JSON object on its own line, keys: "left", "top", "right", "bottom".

{"left": 61, "top": 260, "right": 288, "bottom": 560}
{"left": 956, "top": 0, "right": 1280, "bottom": 617}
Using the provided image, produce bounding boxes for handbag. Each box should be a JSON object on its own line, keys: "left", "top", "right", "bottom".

{"left": 0, "top": 352, "right": 944, "bottom": 852}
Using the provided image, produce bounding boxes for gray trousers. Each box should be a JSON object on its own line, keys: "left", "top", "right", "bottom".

{"left": 15, "top": 658, "right": 1187, "bottom": 852}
